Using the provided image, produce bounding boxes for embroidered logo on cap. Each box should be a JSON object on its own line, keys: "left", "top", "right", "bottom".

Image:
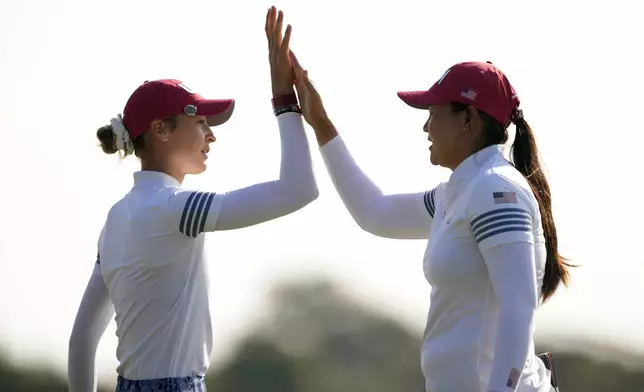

{"left": 184, "top": 105, "right": 197, "bottom": 116}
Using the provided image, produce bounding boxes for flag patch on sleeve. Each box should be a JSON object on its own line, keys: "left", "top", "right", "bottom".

{"left": 493, "top": 191, "right": 517, "bottom": 204}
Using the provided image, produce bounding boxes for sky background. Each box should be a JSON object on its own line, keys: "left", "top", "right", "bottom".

{"left": 0, "top": 0, "right": 643, "bottom": 383}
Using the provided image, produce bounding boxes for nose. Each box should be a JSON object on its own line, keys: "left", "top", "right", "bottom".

{"left": 423, "top": 119, "right": 429, "bottom": 133}
{"left": 206, "top": 130, "right": 216, "bottom": 144}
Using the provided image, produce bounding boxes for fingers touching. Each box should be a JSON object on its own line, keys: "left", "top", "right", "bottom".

{"left": 281, "top": 24, "right": 292, "bottom": 53}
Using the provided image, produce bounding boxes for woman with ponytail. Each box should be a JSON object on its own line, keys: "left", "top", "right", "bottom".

{"left": 291, "top": 55, "right": 568, "bottom": 392}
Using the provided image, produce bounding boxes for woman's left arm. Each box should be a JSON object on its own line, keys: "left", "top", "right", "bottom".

{"left": 466, "top": 177, "right": 539, "bottom": 392}
{"left": 483, "top": 242, "right": 538, "bottom": 392}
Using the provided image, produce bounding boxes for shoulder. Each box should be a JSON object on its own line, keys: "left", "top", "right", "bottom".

{"left": 470, "top": 162, "right": 537, "bottom": 216}
{"left": 466, "top": 168, "right": 537, "bottom": 249}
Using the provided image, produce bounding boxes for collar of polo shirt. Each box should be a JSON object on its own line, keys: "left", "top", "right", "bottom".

{"left": 133, "top": 171, "right": 181, "bottom": 188}
{"left": 445, "top": 144, "right": 504, "bottom": 198}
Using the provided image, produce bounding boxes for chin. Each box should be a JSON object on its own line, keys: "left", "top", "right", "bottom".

{"left": 186, "top": 162, "right": 207, "bottom": 175}
{"left": 429, "top": 152, "right": 439, "bottom": 166}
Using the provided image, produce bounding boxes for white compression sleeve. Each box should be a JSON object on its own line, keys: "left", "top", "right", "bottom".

{"left": 319, "top": 135, "right": 437, "bottom": 239}
{"left": 68, "top": 263, "right": 114, "bottom": 392}
{"left": 483, "top": 242, "right": 539, "bottom": 392}
{"left": 215, "top": 112, "right": 318, "bottom": 230}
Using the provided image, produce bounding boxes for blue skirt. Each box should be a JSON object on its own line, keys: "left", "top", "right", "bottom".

{"left": 115, "top": 375, "right": 206, "bottom": 392}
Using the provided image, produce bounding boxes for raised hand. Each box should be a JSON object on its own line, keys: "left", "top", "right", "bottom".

{"left": 265, "top": 6, "right": 295, "bottom": 97}
{"left": 290, "top": 51, "right": 329, "bottom": 128}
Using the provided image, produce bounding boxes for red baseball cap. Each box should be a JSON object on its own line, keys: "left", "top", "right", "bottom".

{"left": 397, "top": 61, "right": 519, "bottom": 127}
{"left": 122, "top": 79, "right": 235, "bottom": 139}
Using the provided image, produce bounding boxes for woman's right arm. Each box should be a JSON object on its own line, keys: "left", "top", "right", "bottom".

{"left": 318, "top": 121, "right": 443, "bottom": 239}
{"left": 290, "top": 54, "right": 442, "bottom": 240}
{"left": 68, "top": 260, "right": 114, "bottom": 392}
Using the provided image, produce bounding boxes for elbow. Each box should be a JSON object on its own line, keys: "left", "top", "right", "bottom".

{"left": 300, "top": 176, "right": 320, "bottom": 204}
{"left": 292, "top": 181, "right": 320, "bottom": 210}
{"left": 354, "top": 218, "right": 379, "bottom": 236}
{"left": 357, "top": 222, "right": 392, "bottom": 238}
{"left": 68, "top": 335, "right": 83, "bottom": 365}
{"left": 342, "top": 204, "right": 394, "bottom": 238}
{"left": 349, "top": 215, "right": 393, "bottom": 238}
{"left": 68, "top": 332, "right": 87, "bottom": 357}
{"left": 285, "top": 172, "right": 320, "bottom": 210}
{"left": 68, "top": 327, "right": 96, "bottom": 360}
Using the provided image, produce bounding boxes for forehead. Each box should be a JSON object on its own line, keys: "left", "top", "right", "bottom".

{"left": 428, "top": 103, "right": 452, "bottom": 113}
{"left": 177, "top": 114, "right": 208, "bottom": 123}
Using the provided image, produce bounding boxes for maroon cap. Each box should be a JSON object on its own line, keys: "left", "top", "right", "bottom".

{"left": 122, "top": 79, "right": 235, "bottom": 139}
{"left": 397, "top": 61, "right": 519, "bottom": 127}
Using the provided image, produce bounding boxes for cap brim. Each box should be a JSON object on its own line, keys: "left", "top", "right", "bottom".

{"left": 196, "top": 99, "right": 235, "bottom": 126}
{"left": 397, "top": 90, "right": 449, "bottom": 109}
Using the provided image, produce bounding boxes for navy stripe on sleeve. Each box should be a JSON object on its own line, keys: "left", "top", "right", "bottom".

{"left": 179, "top": 191, "right": 217, "bottom": 238}
{"left": 96, "top": 253, "right": 100, "bottom": 265}
{"left": 423, "top": 188, "right": 437, "bottom": 218}
{"left": 470, "top": 208, "right": 532, "bottom": 244}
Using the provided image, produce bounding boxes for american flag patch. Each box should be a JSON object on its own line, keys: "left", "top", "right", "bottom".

{"left": 493, "top": 191, "right": 517, "bottom": 204}
{"left": 460, "top": 87, "right": 478, "bottom": 100}
{"left": 506, "top": 368, "right": 521, "bottom": 389}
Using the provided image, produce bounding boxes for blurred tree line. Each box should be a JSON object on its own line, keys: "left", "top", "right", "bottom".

{"left": 2, "top": 280, "right": 644, "bottom": 392}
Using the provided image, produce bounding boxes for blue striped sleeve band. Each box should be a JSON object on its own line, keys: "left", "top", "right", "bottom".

{"left": 96, "top": 253, "right": 100, "bottom": 265}
{"left": 470, "top": 207, "right": 532, "bottom": 244}
{"left": 423, "top": 188, "right": 438, "bottom": 218}
{"left": 179, "top": 191, "right": 217, "bottom": 238}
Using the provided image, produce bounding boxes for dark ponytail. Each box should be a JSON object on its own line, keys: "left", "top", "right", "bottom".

{"left": 510, "top": 111, "right": 571, "bottom": 302}
{"left": 450, "top": 102, "right": 572, "bottom": 303}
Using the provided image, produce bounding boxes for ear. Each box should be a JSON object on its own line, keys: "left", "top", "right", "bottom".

{"left": 150, "top": 119, "right": 170, "bottom": 142}
{"left": 464, "top": 106, "right": 484, "bottom": 136}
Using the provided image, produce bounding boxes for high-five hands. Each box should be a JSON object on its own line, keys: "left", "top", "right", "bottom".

{"left": 290, "top": 51, "right": 329, "bottom": 128}
{"left": 266, "top": 6, "right": 336, "bottom": 145}
{"left": 265, "top": 6, "right": 295, "bottom": 97}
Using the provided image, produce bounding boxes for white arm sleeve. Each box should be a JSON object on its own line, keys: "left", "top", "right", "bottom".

{"left": 483, "top": 242, "right": 538, "bottom": 392}
{"left": 319, "top": 135, "right": 444, "bottom": 239}
{"left": 466, "top": 176, "right": 539, "bottom": 392}
{"left": 68, "top": 261, "right": 114, "bottom": 392}
{"left": 165, "top": 112, "right": 318, "bottom": 236}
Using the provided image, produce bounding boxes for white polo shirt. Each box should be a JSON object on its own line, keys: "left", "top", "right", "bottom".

{"left": 319, "top": 137, "right": 552, "bottom": 392}
{"left": 67, "top": 112, "right": 319, "bottom": 391}
{"left": 98, "top": 171, "right": 225, "bottom": 380}
{"left": 420, "top": 145, "right": 549, "bottom": 392}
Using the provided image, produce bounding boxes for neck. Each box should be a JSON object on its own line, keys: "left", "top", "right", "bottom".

{"left": 140, "top": 158, "right": 185, "bottom": 184}
{"left": 444, "top": 146, "right": 476, "bottom": 171}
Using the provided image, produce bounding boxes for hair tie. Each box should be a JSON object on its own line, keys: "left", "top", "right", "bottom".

{"left": 510, "top": 108, "right": 524, "bottom": 125}
{"left": 110, "top": 114, "right": 134, "bottom": 155}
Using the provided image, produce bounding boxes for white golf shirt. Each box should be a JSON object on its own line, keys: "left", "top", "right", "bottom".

{"left": 68, "top": 112, "right": 318, "bottom": 390}
{"left": 320, "top": 136, "right": 552, "bottom": 392}
{"left": 98, "top": 171, "right": 225, "bottom": 380}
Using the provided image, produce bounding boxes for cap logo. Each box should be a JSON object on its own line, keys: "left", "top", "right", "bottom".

{"left": 178, "top": 82, "right": 194, "bottom": 94}
{"left": 184, "top": 105, "right": 197, "bottom": 116}
{"left": 437, "top": 68, "right": 451, "bottom": 85}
